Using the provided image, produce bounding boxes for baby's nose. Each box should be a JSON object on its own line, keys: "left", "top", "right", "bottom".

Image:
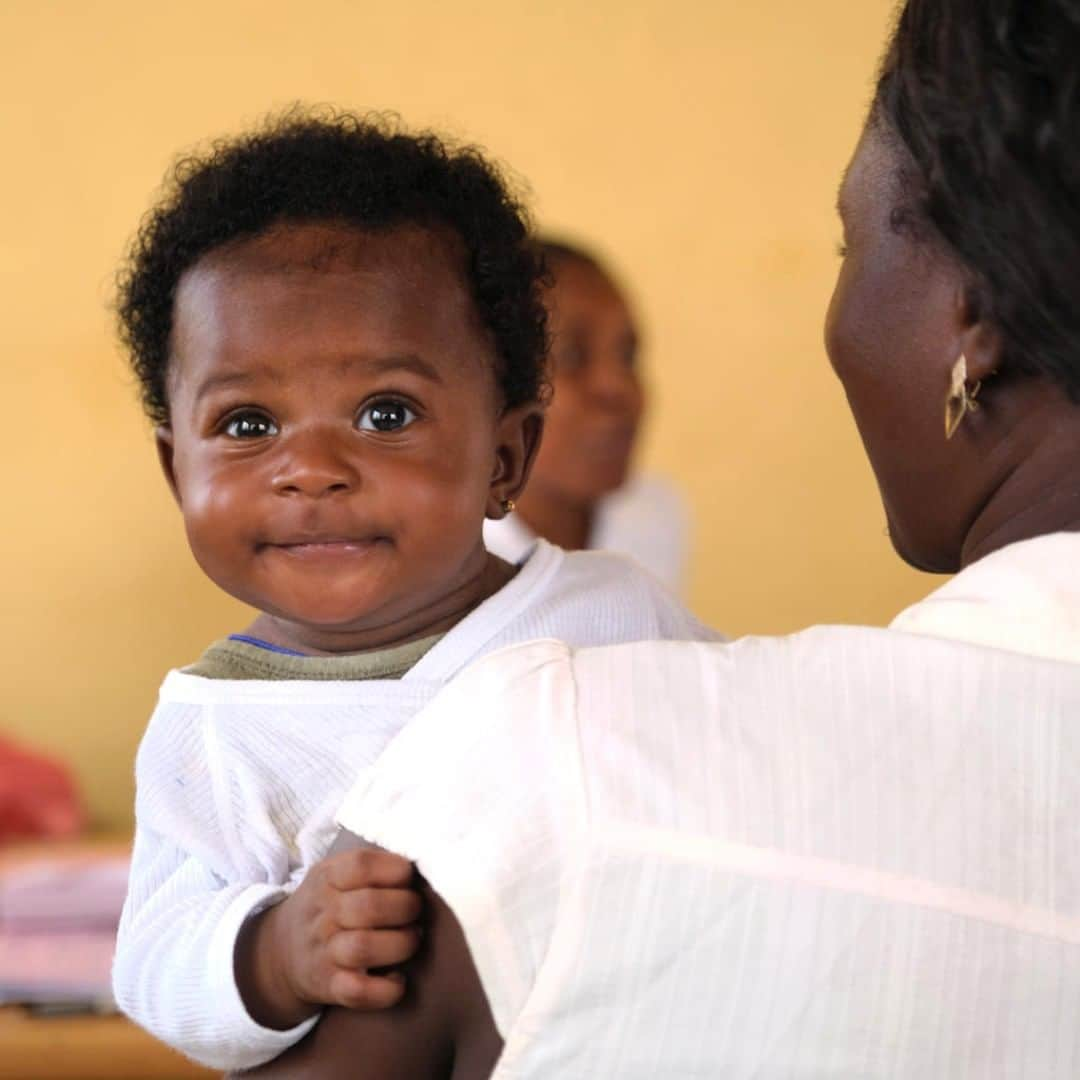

{"left": 271, "top": 430, "right": 358, "bottom": 497}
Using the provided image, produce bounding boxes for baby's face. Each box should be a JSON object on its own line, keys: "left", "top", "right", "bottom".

{"left": 161, "top": 222, "right": 510, "bottom": 648}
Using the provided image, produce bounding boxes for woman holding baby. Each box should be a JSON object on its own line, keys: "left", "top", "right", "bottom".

{"left": 254, "top": 0, "right": 1080, "bottom": 1075}
{"left": 119, "top": 0, "right": 1080, "bottom": 1075}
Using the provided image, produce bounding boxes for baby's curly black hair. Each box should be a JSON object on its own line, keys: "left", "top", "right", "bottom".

{"left": 876, "top": 0, "right": 1080, "bottom": 401}
{"left": 117, "top": 108, "right": 548, "bottom": 424}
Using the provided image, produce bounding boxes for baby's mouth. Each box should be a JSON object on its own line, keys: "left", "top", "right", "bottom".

{"left": 259, "top": 535, "right": 391, "bottom": 556}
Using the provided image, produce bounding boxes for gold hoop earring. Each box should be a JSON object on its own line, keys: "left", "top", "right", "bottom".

{"left": 945, "top": 354, "right": 981, "bottom": 440}
{"left": 501, "top": 498, "right": 516, "bottom": 514}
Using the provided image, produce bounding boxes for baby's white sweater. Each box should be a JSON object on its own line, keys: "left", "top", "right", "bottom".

{"left": 113, "top": 542, "right": 718, "bottom": 1070}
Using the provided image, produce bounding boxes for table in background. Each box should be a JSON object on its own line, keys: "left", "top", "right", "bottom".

{"left": 0, "top": 837, "right": 217, "bottom": 1080}
{"left": 0, "top": 1006, "right": 217, "bottom": 1079}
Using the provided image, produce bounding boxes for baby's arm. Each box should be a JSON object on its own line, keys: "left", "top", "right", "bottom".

{"left": 235, "top": 839, "right": 503, "bottom": 1080}
{"left": 234, "top": 844, "right": 422, "bottom": 1029}
{"left": 113, "top": 825, "right": 309, "bottom": 1070}
{"left": 113, "top": 711, "right": 422, "bottom": 1071}
{"left": 115, "top": 829, "right": 423, "bottom": 1070}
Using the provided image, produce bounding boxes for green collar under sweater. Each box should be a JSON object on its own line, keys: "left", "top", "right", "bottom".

{"left": 182, "top": 633, "right": 445, "bottom": 681}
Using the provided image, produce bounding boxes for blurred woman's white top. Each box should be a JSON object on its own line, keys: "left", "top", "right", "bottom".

{"left": 483, "top": 474, "right": 689, "bottom": 596}
{"left": 337, "top": 532, "right": 1080, "bottom": 1078}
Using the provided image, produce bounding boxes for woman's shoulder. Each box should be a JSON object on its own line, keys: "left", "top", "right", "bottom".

{"left": 890, "top": 531, "right": 1080, "bottom": 663}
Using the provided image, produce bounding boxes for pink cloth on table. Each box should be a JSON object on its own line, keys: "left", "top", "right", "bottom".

{"left": 0, "top": 928, "right": 117, "bottom": 1004}
{"left": 0, "top": 854, "right": 130, "bottom": 1005}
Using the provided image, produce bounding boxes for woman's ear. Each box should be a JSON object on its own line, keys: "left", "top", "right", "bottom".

{"left": 155, "top": 425, "right": 183, "bottom": 508}
{"left": 959, "top": 322, "right": 1004, "bottom": 386}
{"left": 957, "top": 283, "right": 1003, "bottom": 385}
{"left": 487, "top": 404, "right": 544, "bottom": 518}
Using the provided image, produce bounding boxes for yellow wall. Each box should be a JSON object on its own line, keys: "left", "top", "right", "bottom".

{"left": 1, "top": 0, "right": 925, "bottom": 830}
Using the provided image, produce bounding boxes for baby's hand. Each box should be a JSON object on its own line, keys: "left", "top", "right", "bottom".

{"left": 236, "top": 848, "right": 423, "bottom": 1030}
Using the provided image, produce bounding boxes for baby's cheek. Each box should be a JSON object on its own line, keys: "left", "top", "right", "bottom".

{"left": 184, "top": 477, "right": 241, "bottom": 531}
{"left": 403, "top": 467, "right": 489, "bottom": 548}
{"left": 417, "top": 477, "right": 488, "bottom": 530}
{"left": 181, "top": 476, "right": 258, "bottom": 568}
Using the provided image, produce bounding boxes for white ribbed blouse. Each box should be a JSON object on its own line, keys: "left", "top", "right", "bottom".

{"left": 338, "top": 533, "right": 1080, "bottom": 1078}
{"left": 112, "top": 541, "right": 717, "bottom": 1071}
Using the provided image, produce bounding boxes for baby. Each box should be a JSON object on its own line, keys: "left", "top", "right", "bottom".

{"left": 111, "top": 110, "right": 718, "bottom": 1071}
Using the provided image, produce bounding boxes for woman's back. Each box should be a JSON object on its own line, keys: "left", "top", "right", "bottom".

{"left": 332, "top": 565, "right": 1080, "bottom": 1075}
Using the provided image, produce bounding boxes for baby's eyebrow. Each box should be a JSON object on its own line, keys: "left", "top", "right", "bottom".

{"left": 359, "top": 354, "right": 444, "bottom": 384}
{"left": 193, "top": 368, "right": 271, "bottom": 402}
{"left": 192, "top": 355, "right": 443, "bottom": 403}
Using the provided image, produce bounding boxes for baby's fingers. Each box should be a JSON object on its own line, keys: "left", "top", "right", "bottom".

{"left": 327, "top": 848, "right": 414, "bottom": 891}
{"left": 330, "top": 926, "right": 423, "bottom": 971}
{"left": 337, "top": 886, "right": 424, "bottom": 930}
{"left": 328, "top": 967, "right": 407, "bottom": 1011}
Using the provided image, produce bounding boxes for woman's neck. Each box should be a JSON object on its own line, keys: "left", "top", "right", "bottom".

{"left": 961, "top": 404, "right": 1080, "bottom": 567}
{"left": 514, "top": 488, "right": 595, "bottom": 552}
{"left": 963, "top": 485, "right": 1080, "bottom": 567}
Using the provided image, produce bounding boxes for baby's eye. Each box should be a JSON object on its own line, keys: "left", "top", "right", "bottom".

{"left": 224, "top": 411, "right": 279, "bottom": 439}
{"left": 357, "top": 400, "right": 417, "bottom": 433}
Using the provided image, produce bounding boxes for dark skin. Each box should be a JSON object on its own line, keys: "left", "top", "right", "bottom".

{"left": 159, "top": 220, "right": 543, "bottom": 1029}
{"left": 513, "top": 255, "right": 644, "bottom": 551}
{"left": 244, "top": 119, "right": 1080, "bottom": 1078}
{"left": 234, "top": 832, "right": 503, "bottom": 1080}
{"left": 160, "top": 223, "right": 542, "bottom": 657}
{"left": 826, "top": 122, "right": 1080, "bottom": 571}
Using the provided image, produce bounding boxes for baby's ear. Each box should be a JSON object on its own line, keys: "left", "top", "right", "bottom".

{"left": 487, "top": 404, "right": 544, "bottom": 518}
{"left": 154, "top": 425, "right": 182, "bottom": 507}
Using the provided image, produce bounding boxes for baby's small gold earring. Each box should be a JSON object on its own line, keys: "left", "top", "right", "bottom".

{"left": 945, "top": 354, "right": 981, "bottom": 440}
{"left": 500, "top": 498, "right": 516, "bottom": 514}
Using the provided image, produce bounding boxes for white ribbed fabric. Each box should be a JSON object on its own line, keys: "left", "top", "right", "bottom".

{"left": 113, "top": 541, "right": 717, "bottom": 1070}
{"left": 338, "top": 534, "right": 1080, "bottom": 1077}
{"left": 890, "top": 531, "right": 1080, "bottom": 663}
{"left": 484, "top": 474, "right": 689, "bottom": 596}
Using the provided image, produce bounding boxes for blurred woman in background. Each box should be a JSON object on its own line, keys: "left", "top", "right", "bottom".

{"left": 484, "top": 240, "right": 689, "bottom": 595}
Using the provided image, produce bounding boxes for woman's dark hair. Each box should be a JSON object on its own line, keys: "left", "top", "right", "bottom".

{"left": 537, "top": 236, "right": 603, "bottom": 272}
{"left": 536, "top": 235, "right": 630, "bottom": 302}
{"left": 117, "top": 107, "right": 548, "bottom": 423}
{"left": 876, "top": 0, "right": 1080, "bottom": 400}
